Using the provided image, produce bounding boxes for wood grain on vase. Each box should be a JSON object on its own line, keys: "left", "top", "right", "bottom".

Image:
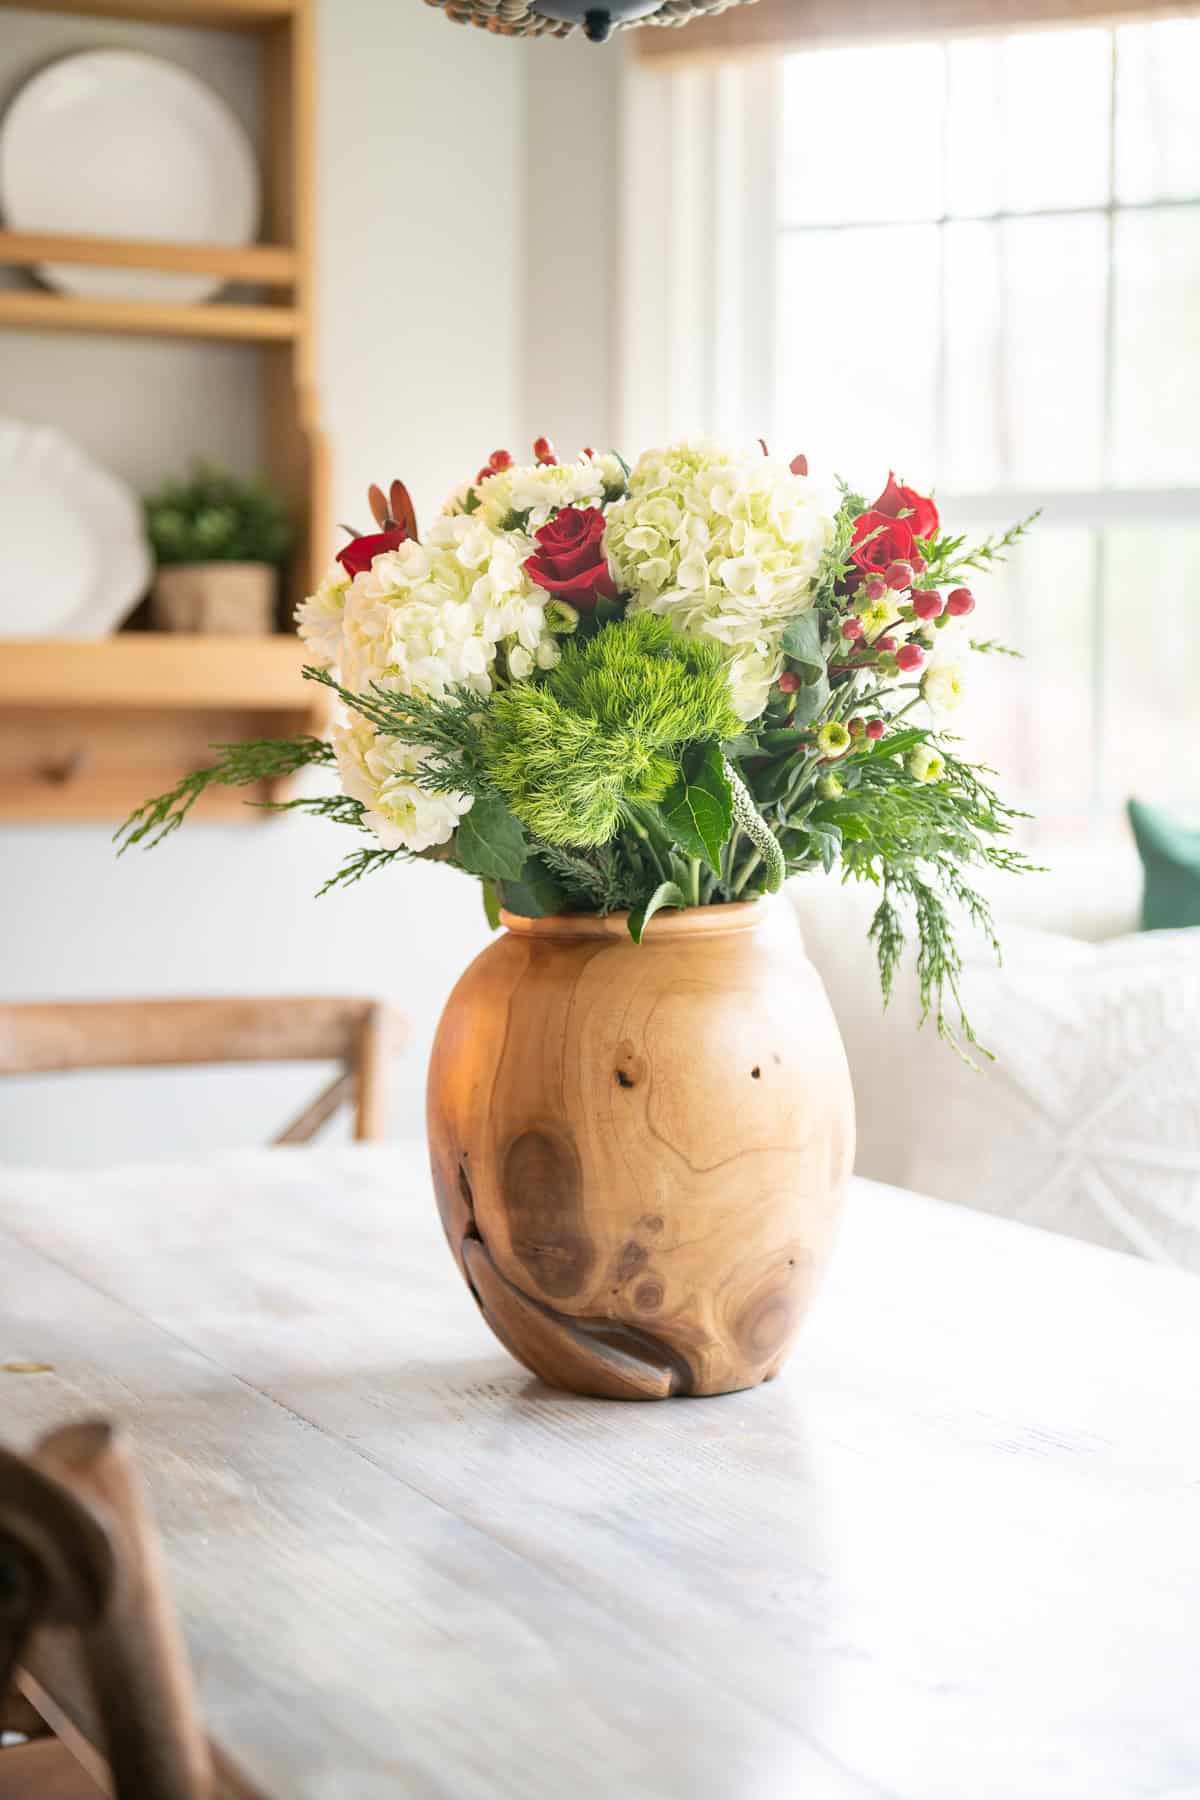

{"left": 427, "top": 900, "right": 855, "bottom": 1399}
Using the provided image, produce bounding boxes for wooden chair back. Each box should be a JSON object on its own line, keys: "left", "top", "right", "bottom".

{"left": 0, "top": 1420, "right": 256, "bottom": 1799}
{"left": 0, "top": 998, "right": 406, "bottom": 1144}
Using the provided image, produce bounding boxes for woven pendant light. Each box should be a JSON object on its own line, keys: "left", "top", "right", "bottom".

{"left": 423, "top": 0, "right": 757, "bottom": 42}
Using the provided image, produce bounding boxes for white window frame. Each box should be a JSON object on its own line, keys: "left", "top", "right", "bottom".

{"left": 618, "top": 32, "right": 1200, "bottom": 833}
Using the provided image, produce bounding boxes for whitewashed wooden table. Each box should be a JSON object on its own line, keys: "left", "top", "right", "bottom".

{"left": 1, "top": 1145, "right": 1198, "bottom": 1800}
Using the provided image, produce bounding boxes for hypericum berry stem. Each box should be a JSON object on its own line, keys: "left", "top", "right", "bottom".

{"left": 911, "top": 589, "right": 944, "bottom": 620}
{"left": 946, "top": 587, "right": 976, "bottom": 616}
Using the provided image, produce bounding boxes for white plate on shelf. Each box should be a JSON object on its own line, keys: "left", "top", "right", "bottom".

{"left": 0, "top": 50, "right": 260, "bottom": 304}
{"left": 0, "top": 422, "right": 151, "bottom": 638}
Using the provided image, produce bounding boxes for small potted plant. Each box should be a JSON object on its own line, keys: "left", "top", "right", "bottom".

{"left": 144, "top": 463, "right": 295, "bottom": 635}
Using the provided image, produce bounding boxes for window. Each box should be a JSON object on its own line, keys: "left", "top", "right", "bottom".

{"left": 621, "top": 16, "right": 1200, "bottom": 843}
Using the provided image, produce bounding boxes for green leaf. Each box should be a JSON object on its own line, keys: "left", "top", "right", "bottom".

{"left": 780, "top": 610, "right": 825, "bottom": 684}
{"left": 454, "top": 794, "right": 528, "bottom": 882}
{"left": 660, "top": 742, "right": 733, "bottom": 873}
{"left": 787, "top": 672, "right": 830, "bottom": 724}
{"left": 627, "top": 880, "right": 687, "bottom": 944}
{"left": 481, "top": 879, "right": 502, "bottom": 931}
{"left": 856, "top": 727, "right": 928, "bottom": 762}
{"left": 497, "top": 857, "right": 568, "bottom": 919}
{"left": 806, "top": 824, "right": 842, "bottom": 873}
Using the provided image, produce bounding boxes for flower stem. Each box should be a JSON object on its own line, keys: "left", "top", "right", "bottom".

{"left": 730, "top": 850, "right": 762, "bottom": 897}
{"left": 688, "top": 857, "right": 701, "bottom": 907}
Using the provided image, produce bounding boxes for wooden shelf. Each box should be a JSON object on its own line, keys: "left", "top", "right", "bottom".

{"left": 0, "top": 0, "right": 297, "bottom": 25}
{"left": 0, "top": 290, "right": 300, "bottom": 344}
{"left": 0, "top": 230, "right": 297, "bottom": 286}
{"left": 0, "top": 0, "right": 327, "bottom": 821}
{"left": 0, "top": 636, "right": 319, "bottom": 710}
{"left": 0, "top": 636, "right": 328, "bottom": 823}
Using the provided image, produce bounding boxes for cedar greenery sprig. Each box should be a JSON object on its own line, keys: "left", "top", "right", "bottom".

{"left": 920, "top": 511, "right": 1040, "bottom": 587}
{"left": 303, "top": 666, "right": 493, "bottom": 798}
{"left": 114, "top": 736, "right": 335, "bottom": 852}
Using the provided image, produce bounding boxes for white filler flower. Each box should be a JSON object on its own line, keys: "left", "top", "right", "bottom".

{"left": 471, "top": 452, "right": 627, "bottom": 533}
{"left": 605, "top": 440, "right": 835, "bottom": 721}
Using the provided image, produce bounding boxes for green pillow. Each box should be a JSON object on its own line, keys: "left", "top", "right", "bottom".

{"left": 1128, "top": 798, "right": 1200, "bottom": 932}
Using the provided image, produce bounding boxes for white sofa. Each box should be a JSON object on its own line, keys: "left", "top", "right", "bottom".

{"left": 786, "top": 844, "right": 1200, "bottom": 1273}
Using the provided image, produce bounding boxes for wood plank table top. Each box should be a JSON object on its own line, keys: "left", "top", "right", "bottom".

{"left": 1, "top": 1146, "right": 1198, "bottom": 1800}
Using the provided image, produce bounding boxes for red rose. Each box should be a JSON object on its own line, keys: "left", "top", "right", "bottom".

{"left": 872, "top": 472, "right": 939, "bottom": 542}
{"left": 848, "top": 509, "right": 916, "bottom": 576}
{"left": 336, "top": 527, "right": 412, "bottom": 579}
{"left": 524, "top": 506, "right": 617, "bottom": 612}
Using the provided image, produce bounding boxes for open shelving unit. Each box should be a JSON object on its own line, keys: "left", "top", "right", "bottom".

{"left": 0, "top": 0, "right": 330, "bottom": 822}
{"left": 0, "top": 636, "right": 324, "bottom": 821}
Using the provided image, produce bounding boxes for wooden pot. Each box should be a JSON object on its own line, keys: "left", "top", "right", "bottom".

{"left": 150, "top": 562, "right": 277, "bottom": 635}
{"left": 427, "top": 900, "right": 855, "bottom": 1401}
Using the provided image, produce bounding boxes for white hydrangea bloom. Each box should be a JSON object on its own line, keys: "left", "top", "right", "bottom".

{"left": 294, "top": 564, "right": 349, "bottom": 670}
{"left": 295, "top": 512, "right": 555, "bottom": 854}
{"left": 605, "top": 440, "right": 836, "bottom": 721}
{"left": 471, "top": 452, "right": 627, "bottom": 532}
{"left": 339, "top": 514, "right": 550, "bottom": 699}
{"left": 332, "top": 715, "right": 471, "bottom": 853}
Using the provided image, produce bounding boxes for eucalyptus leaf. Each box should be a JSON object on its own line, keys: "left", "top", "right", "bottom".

{"left": 660, "top": 742, "right": 733, "bottom": 873}
{"left": 627, "top": 880, "right": 687, "bottom": 944}
{"left": 787, "top": 672, "right": 830, "bottom": 724}
{"left": 455, "top": 794, "right": 528, "bottom": 882}
{"left": 780, "top": 610, "right": 825, "bottom": 684}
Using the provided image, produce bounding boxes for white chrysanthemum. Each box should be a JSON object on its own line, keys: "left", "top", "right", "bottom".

{"left": 908, "top": 744, "right": 946, "bottom": 784}
{"left": 922, "top": 660, "right": 966, "bottom": 715}
{"left": 332, "top": 715, "right": 471, "bottom": 852}
{"left": 605, "top": 440, "right": 836, "bottom": 721}
{"left": 441, "top": 480, "right": 474, "bottom": 517}
{"left": 471, "top": 452, "right": 627, "bottom": 532}
{"left": 296, "top": 511, "right": 555, "bottom": 855}
{"left": 294, "top": 564, "right": 349, "bottom": 670}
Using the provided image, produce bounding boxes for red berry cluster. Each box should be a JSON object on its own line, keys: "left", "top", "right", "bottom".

{"left": 473, "top": 437, "right": 561, "bottom": 487}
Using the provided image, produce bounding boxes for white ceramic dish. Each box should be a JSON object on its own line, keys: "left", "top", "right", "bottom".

{"left": 0, "top": 422, "right": 151, "bottom": 638}
{"left": 0, "top": 50, "right": 260, "bottom": 304}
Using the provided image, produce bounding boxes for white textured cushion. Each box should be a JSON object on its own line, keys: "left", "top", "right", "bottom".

{"left": 787, "top": 877, "right": 1200, "bottom": 1271}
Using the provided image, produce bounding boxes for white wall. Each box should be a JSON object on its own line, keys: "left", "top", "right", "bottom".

{"left": 0, "top": 4, "right": 624, "bottom": 1164}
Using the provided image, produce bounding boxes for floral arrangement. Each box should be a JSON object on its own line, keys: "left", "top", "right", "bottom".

{"left": 119, "top": 437, "right": 1034, "bottom": 1050}
{"left": 145, "top": 462, "right": 294, "bottom": 567}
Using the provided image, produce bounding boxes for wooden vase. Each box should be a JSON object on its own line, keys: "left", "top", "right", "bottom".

{"left": 427, "top": 900, "right": 855, "bottom": 1401}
